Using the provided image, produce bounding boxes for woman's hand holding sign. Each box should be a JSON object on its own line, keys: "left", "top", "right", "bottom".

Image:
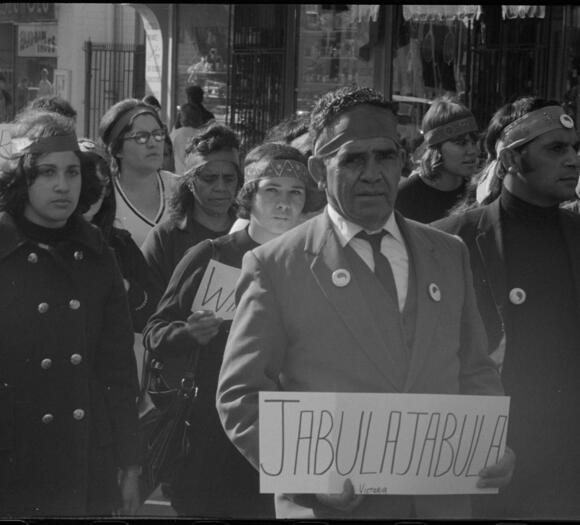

{"left": 316, "top": 479, "right": 365, "bottom": 513}
{"left": 187, "top": 309, "right": 223, "bottom": 345}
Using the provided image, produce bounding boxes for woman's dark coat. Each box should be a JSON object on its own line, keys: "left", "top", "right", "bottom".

{"left": 0, "top": 212, "right": 139, "bottom": 517}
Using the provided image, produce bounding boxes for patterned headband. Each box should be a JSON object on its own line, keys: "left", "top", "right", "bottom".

{"left": 498, "top": 105, "right": 575, "bottom": 154}
{"left": 422, "top": 116, "right": 478, "bottom": 147}
{"left": 244, "top": 158, "right": 311, "bottom": 186}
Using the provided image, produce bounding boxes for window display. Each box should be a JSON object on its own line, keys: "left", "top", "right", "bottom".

{"left": 295, "top": 5, "right": 375, "bottom": 114}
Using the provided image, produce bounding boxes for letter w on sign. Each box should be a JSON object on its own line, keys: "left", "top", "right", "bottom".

{"left": 191, "top": 259, "right": 240, "bottom": 320}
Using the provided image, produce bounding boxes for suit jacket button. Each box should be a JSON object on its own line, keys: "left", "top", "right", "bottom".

{"left": 70, "top": 353, "right": 82, "bottom": 365}
{"left": 27, "top": 252, "right": 38, "bottom": 263}
{"left": 74, "top": 250, "right": 84, "bottom": 261}
{"left": 73, "top": 408, "right": 85, "bottom": 420}
{"left": 40, "top": 358, "right": 52, "bottom": 370}
{"left": 69, "top": 299, "right": 81, "bottom": 310}
{"left": 41, "top": 413, "right": 54, "bottom": 424}
{"left": 38, "top": 302, "right": 49, "bottom": 314}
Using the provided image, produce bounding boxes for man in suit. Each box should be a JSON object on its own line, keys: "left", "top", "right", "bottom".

{"left": 433, "top": 97, "right": 580, "bottom": 519}
{"left": 217, "top": 86, "right": 513, "bottom": 519}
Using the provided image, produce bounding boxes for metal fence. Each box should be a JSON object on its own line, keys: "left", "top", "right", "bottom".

{"left": 83, "top": 41, "right": 145, "bottom": 139}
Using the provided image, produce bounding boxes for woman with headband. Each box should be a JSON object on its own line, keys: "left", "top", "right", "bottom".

{"left": 141, "top": 124, "right": 242, "bottom": 293}
{"left": 434, "top": 97, "right": 580, "bottom": 519}
{"left": 143, "top": 143, "right": 314, "bottom": 518}
{"left": 99, "top": 98, "right": 179, "bottom": 248}
{"left": 0, "top": 111, "right": 141, "bottom": 516}
{"left": 395, "top": 96, "right": 480, "bottom": 223}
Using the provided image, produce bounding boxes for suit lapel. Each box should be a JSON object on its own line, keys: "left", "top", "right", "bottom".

{"left": 399, "top": 216, "right": 442, "bottom": 392}
{"left": 475, "top": 200, "right": 508, "bottom": 323}
{"left": 308, "top": 212, "right": 402, "bottom": 390}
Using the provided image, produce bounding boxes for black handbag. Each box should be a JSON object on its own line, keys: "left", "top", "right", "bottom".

{"left": 138, "top": 344, "right": 201, "bottom": 502}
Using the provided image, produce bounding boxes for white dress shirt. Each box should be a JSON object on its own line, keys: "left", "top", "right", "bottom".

{"left": 327, "top": 204, "right": 409, "bottom": 311}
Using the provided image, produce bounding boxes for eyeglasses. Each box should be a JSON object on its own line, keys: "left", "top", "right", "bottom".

{"left": 122, "top": 129, "right": 166, "bottom": 145}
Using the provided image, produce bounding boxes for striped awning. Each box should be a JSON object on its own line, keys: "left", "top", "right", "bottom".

{"left": 502, "top": 5, "right": 545, "bottom": 19}
{"left": 402, "top": 5, "right": 482, "bottom": 26}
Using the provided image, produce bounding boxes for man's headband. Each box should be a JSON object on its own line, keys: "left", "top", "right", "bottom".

{"left": 4, "top": 133, "right": 79, "bottom": 160}
{"left": 313, "top": 105, "right": 399, "bottom": 158}
{"left": 183, "top": 148, "right": 240, "bottom": 177}
{"left": 497, "top": 105, "right": 575, "bottom": 155}
{"left": 422, "top": 116, "right": 478, "bottom": 147}
{"left": 244, "top": 158, "right": 311, "bottom": 187}
{"left": 105, "top": 106, "right": 160, "bottom": 146}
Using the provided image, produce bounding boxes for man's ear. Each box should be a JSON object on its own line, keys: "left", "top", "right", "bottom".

{"left": 500, "top": 149, "right": 522, "bottom": 176}
{"left": 308, "top": 156, "right": 327, "bottom": 190}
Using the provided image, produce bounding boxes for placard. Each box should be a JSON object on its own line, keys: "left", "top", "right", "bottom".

{"left": 259, "top": 392, "right": 510, "bottom": 495}
{"left": 191, "top": 259, "right": 240, "bottom": 320}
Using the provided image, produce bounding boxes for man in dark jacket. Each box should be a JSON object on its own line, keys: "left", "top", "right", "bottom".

{"left": 433, "top": 97, "right": 580, "bottom": 519}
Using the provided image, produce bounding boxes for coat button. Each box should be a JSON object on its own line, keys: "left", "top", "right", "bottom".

{"left": 38, "top": 302, "right": 49, "bottom": 314}
{"left": 41, "top": 413, "right": 54, "bottom": 424}
{"left": 73, "top": 408, "right": 85, "bottom": 420}
{"left": 70, "top": 353, "right": 82, "bottom": 365}
{"left": 27, "top": 252, "right": 38, "bottom": 263}
{"left": 69, "top": 299, "right": 81, "bottom": 310}
{"left": 40, "top": 358, "right": 52, "bottom": 370}
{"left": 73, "top": 250, "right": 84, "bottom": 261}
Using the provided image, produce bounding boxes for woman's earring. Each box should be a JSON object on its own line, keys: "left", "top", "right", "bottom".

{"left": 317, "top": 180, "right": 326, "bottom": 190}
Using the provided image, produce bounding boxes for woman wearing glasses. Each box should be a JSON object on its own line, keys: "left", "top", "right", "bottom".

{"left": 99, "top": 99, "right": 179, "bottom": 248}
{"left": 141, "top": 124, "right": 242, "bottom": 292}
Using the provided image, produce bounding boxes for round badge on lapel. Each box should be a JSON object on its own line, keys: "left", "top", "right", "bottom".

{"left": 509, "top": 287, "right": 526, "bottom": 305}
{"left": 332, "top": 269, "right": 351, "bottom": 287}
{"left": 428, "top": 283, "right": 441, "bottom": 302}
{"left": 560, "top": 114, "right": 574, "bottom": 129}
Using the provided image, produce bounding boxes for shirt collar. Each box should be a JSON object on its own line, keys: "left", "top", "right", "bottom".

{"left": 327, "top": 203, "right": 403, "bottom": 247}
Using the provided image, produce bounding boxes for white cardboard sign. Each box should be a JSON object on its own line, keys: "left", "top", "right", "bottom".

{"left": 259, "top": 392, "right": 510, "bottom": 495}
{"left": 191, "top": 259, "right": 240, "bottom": 320}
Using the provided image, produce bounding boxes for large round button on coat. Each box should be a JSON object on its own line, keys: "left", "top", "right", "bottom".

{"left": 70, "top": 354, "right": 82, "bottom": 365}
{"left": 38, "top": 302, "right": 49, "bottom": 314}
{"left": 72, "top": 408, "right": 85, "bottom": 420}
{"left": 73, "top": 250, "right": 84, "bottom": 261}
{"left": 27, "top": 252, "right": 38, "bottom": 263}
{"left": 41, "top": 413, "right": 54, "bottom": 424}
{"left": 40, "top": 358, "right": 52, "bottom": 370}
{"left": 69, "top": 299, "right": 80, "bottom": 310}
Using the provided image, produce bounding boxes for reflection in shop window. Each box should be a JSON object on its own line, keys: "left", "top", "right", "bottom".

{"left": 176, "top": 4, "right": 230, "bottom": 125}
{"left": 295, "top": 4, "right": 375, "bottom": 115}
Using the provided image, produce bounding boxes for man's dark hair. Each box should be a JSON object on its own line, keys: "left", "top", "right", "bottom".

{"left": 169, "top": 124, "right": 242, "bottom": 222}
{"left": 264, "top": 114, "right": 310, "bottom": 144}
{"left": 309, "top": 85, "right": 397, "bottom": 150}
{"left": 186, "top": 85, "right": 204, "bottom": 105}
{"left": 25, "top": 95, "right": 77, "bottom": 120}
{"left": 143, "top": 94, "right": 161, "bottom": 110}
{"left": 0, "top": 110, "right": 101, "bottom": 217}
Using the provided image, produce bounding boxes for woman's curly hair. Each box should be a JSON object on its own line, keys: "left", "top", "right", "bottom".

{"left": 0, "top": 110, "right": 101, "bottom": 217}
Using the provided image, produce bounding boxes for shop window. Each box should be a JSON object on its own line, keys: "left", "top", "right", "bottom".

{"left": 295, "top": 4, "right": 376, "bottom": 114}
{"left": 175, "top": 4, "right": 231, "bottom": 125}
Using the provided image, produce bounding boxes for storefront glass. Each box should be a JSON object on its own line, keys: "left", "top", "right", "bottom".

{"left": 175, "top": 4, "right": 231, "bottom": 125}
{"left": 295, "top": 4, "right": 375, "bottom": 115}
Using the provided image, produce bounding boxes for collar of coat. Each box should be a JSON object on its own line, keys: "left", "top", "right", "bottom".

{"left": 0, "top": 211, "right": 107, "bottom": 261}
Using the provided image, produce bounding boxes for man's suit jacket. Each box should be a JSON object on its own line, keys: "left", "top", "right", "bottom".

{"left": 217, "top": 210, "right": 503, "bottom": 519}
{"left": 432, "top": 199, "right": 580, "bottom": 356}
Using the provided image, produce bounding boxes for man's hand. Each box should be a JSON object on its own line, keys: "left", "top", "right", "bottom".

{"left": 186, "top": 309, "right": 223, "bottom": 345}
{"left": 477, "top": 445, "right": 515, "bottom": 489}
{"left": 315, "top": 479, "right": 365, "bottom": 513}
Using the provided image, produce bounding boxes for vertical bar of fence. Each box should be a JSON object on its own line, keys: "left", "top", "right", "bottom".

{"left": 84, "top": 41, "right": 92, "bottom": 137}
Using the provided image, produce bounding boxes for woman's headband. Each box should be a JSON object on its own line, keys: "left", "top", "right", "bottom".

{"left": 244, "top": 158, "right": 311, "bottom": 187}
{"left": 183, "top": 148, "right": 240, "bottom": 177}
{"left": 422, "top": 116, "right": 478, "bottom": 147}
{"left": 104, "top": 105, "right": 160, "bottom": 146}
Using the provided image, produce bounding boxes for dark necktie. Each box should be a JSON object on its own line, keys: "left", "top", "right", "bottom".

{"left": 356, "top": 230, "right": 399, "bottom": 303}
